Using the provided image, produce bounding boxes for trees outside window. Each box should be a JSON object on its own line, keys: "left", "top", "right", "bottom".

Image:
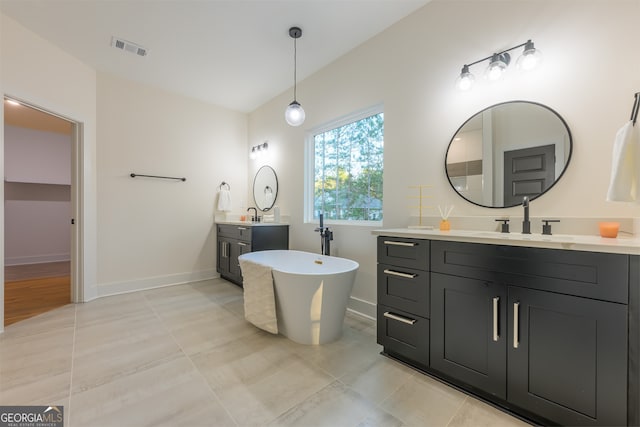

{"left": 310, "top": 108, "right": 384, "bottom": 223}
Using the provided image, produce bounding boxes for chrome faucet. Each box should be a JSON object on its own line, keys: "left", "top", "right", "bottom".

{"left": 247, "top": 207, "right": 258, "bottom": 222}
{"left": 522, "top": 196, "right": 531, "bottom": 234}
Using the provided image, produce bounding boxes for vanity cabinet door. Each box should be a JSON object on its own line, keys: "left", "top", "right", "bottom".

{"left": 431, "top": 273, "right": 507, "bottom": 400}
{"left": 217, "top": 238, "right": 232, "bottom": 276}
{"left": 508, "top": 286, "right": 627, "bottom": 427}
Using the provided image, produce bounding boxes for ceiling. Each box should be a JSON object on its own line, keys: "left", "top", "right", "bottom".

{"left": 0, "top": 0, "right": 431, "bottom": 113}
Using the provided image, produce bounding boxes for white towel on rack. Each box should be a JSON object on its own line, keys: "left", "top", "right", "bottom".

{"left": 217, "top": 188, "right": 232, "bottom": 211}
{"left": 606, "top": 120, "right": 638, "bottom": 202}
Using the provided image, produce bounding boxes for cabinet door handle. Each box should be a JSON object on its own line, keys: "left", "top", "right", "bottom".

{"left": 493, "top": 297, "right": 499, "bottom": 342}
{"left": 238, "top": 242, "right": 248, "bottom": 246}
{"left": 383, "top": 269, "right": 417, "bottom": 279}
{"left": 513, "top": 302, "right": 520, "bottom": 349}
{"left": 383, "top": 240, "right": 416, "bottom": 247}
{"left": 383, "top": 311, "right": 416, "bottom": 325}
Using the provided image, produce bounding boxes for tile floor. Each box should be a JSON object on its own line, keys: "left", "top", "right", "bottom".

{"left": 0, "top": 278, "right": 531, "bottom": 427}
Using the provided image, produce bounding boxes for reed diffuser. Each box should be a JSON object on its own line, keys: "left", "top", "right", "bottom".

{"left": 438, "top": 204, "right": 454, "bottom": 231}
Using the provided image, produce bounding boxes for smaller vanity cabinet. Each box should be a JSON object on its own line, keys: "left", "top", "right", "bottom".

{"left": 216, "top": 223, "right": 288, "bottom": 286}
{"left": 376, "top": 237, "right": 430, "bottom": 370}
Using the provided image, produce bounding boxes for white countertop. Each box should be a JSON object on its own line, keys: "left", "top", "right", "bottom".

{"left": 373, "top": 228, "right": 640, "bottom": 255}
{"left": 216, "top": 220, "right": 288, "bottom": 227}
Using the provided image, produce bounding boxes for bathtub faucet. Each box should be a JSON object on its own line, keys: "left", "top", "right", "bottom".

{"left": 315, "top": 213, "right": 333, "bottom": 256}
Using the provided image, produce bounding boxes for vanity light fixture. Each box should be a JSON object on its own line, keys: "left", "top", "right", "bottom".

{"left": 284, "top": 27, "right": 305, "bottom": 127}
{"left": 456, "top": 39, "right": 542, "bottom": 91}
{"left": 249, "top": 142, "right": 269, "bottom": 159}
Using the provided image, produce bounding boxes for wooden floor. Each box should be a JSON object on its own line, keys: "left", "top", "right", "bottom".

{"left": 4, "top": 262, "right": 71, "bottom": 326}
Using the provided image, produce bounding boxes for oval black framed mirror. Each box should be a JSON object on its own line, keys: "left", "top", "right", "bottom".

{"left": 253, "top": 165, "right": 278, "bottom": 211}
{"left": 445, "top": 101, "right": 572, "bottom": 208}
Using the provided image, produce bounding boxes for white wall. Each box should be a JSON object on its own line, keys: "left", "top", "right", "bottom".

{"left": 96, "top": 73, "right": 248, "bottom": 295}
{"left": 5, "top": 183, "right": 71, "bottom": 265}
{"left": 5, "top": 125, "right": 71, "bottom": 184}
{"left": 248, "top": 0, "right": 640, "bottom": 317}
{"left": 1, "top": 14, "right": 98, "bottom": 323}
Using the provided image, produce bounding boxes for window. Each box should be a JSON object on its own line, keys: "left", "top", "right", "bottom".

{"left": 306, "top": 106, "right": 384, "bottom": 224}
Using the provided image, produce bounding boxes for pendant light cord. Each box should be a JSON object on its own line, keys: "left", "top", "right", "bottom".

{"left": 293, "top": 36, "right": 298, "bottom": 101}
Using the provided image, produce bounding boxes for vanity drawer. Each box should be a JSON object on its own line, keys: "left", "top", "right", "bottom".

{"left": 378, "top": 263, "right": 430, "bottom": 318}
{"left": 431, "top": 241, "right": 629, "bottom": 303}
{"left": 217, "top": 224, "right": 252, "bottom": 241}
{"left": 377, "top": 304, "right": 429, "bottom": 368}
{"left": 377, "top": 237, "right": 429, "bottom": 270}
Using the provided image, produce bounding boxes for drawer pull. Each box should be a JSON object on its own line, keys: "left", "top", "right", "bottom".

{"left": 237, "top": 227, "right": 249, "bottom": 230}
{"left": 383, "top": 269, "right": 417, "bottom": 279}
{"left": 383, "top": 240, "right": 416, "bottom": 247}
{"left": 492, "top": 297, "right": 499, "bottom": 342}
{"left": 513, "top": 302, "right": 520, "bottom": 349}
{"left": 238, "top": 242, "right": 248, "bottom": 246}
{"left": 383, "top": 311, "right": 416, "bottom": 325}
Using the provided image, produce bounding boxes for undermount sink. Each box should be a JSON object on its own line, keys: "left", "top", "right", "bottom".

{"left": 468, "top": 230, "right": 575, "bottom": 243}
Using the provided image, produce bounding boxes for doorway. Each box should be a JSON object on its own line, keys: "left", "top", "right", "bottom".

{"left": 3, "top": 97, "right": 79, "bottom": 325}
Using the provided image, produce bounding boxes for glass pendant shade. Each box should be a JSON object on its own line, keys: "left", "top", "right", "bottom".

{"left": 485, "top": 53, "right": 510, "bottom": 81}
{"left": 456, "top": 65, "right": 475, "bottom": 91}
{"left": 285, "top": 100, "right": 305, "bottom": 127}
{"left": 516, "top": 41, "right": 542, "bottom": 71}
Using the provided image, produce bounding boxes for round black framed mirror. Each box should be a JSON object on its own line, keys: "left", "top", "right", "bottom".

{"left": 445, "top": 101, "right": 572, "bottom": 208}
{"left": 253, "top": 165, "right": 278, "bottom": 211}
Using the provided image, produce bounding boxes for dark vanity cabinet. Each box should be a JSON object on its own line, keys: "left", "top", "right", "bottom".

{"left": 377, "top": 236, "right": 637, "bottom": 426}
{"left": 216, "top": 223, "right": 288, "bottom": 286}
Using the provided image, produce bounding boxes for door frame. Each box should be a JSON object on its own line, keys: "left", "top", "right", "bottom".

{"left": 2, "top": 95, "right": 84, "bottom": 309}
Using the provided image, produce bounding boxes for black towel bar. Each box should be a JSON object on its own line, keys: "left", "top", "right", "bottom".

{"left": 130, "top": 173, "right": 186, "bottom": 182}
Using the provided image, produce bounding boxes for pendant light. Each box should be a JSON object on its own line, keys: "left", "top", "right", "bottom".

{"left": 285, "top": 26, "right": 305, "bottom": 127}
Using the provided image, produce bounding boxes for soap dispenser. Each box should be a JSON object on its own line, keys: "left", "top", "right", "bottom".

{"left": 274, "top": 206, "right": 281, "bottom": 223}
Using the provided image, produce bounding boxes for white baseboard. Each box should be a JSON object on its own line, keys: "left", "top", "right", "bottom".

{"left": 5, "top": 253, "right": 70, "bottom": 266}
{"left": 347, "top": 295, "right": 376, "bottom": 319}
{"left": 97, "top": 269, "right": 218, "bottom": 297}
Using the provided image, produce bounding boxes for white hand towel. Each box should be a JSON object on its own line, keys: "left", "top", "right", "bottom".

{"left": 606, "top": 120, "right": 638, "bottom": 202}
{"left": 217, "top": 188, "right": 232, "bottom": 211}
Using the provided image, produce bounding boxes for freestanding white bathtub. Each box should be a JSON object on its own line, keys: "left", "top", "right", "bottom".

{"left": 238, "top": 250, "right": 359, "bottom": 345}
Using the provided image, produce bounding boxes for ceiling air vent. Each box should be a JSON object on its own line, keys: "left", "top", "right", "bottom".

{"left": 111, "top": 37, "right": 148, "bottom": 57}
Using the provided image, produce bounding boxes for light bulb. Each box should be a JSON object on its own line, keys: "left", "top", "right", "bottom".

{"left": 486, "top": 59, "right": 506, "bottom": 80}
{"left": 516, "top": 41, "right": 542, "bottom": 71}
{"left": 455, "top": 65, "right": 475, "bottom": 91}
{"left": 285, "top": 101, "right": 305, "bottom": 126}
